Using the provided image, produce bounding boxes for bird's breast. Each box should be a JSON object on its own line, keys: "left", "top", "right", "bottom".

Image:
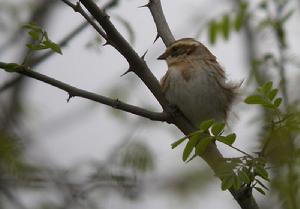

{"left": 163, "top": 67, "right": 226, "bottom": 126}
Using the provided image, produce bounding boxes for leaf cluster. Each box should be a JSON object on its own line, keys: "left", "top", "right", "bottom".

{"left": 208, "top": 2, "right": 248, "bottom": 44}
{"left": 23, "top": 23, "right": 62, "bottom": 55}
{"left": 171, "top": 120, "right": 236, "bottom": 162}
{"left": 244, "top": 81, "right": 282, "bottom": 110}
{"left": 220, "top": 156, "right": 269, "bottom": 195}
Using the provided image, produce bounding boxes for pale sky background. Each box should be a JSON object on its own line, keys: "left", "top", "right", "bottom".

{"left": 1, "top": 0, "right": 300, "bottom": 208}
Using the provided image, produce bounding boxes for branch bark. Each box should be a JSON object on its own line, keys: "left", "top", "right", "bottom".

{"left": 0, "top": 63, "right": 169, "bottom": 122}
{"left": 78, "top": 0, "right": 171, "bottom": 111}
{"left": 0, "top": 0, "right": 119, "bottom": 94}
{"left": 147, "top": 0, "right": 175, "bottom": 46}
{"left": 75, "top": 1, "right": 259, "bottom": 208}
{"left": 0, "top": 0, "right": 260, "bottom": 208}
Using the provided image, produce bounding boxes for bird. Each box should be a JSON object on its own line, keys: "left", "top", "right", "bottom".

{"left": 158, "top": 38, "right": 239, "bottom": 127}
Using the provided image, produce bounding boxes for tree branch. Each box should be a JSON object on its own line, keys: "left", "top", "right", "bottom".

{"left": 0, "top": 0, "right": 118, "bottom": 94}
{"left": 78, "top": 0, "right": 171, "bottom": 111}
{"left": 146, "top": 0, "right": 175, "bottom": 46}
{"left": 0, "top": 63, "right": 169, "bottom": 122}
{"left": 61, "top": 0, "right": 107, "bottom": 39}
{"left": 0, "top": 1, "right": 260, "bottom": 208}
{"left": 72, "top": 2, "right": 260, "bottom": 209}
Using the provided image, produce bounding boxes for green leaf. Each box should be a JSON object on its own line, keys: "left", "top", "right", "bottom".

{"left": 171, "top": 137, "right": 188, "bottom": 149}
{"left": 195, "top": 136, "right": 214, "bottom": 155}
{"left": 234, "top": 13, "right": 243, "bottom": 31}
{"left": 209, "top": 20, "right": 218, "bottom": 44}
{"left": 26, "top": 43, "right": 48, "bottom": 51}
{"left": 245, "top": 94, "right": 276, "bottom": 109}
{"left": 225, "top": 133, "right": 236, "bottom": 144}
{"left": 43, "top": 40, "right": 62, "bottom": 55}
{"left": 211, "top": 122, "right": 225, "bottom": 136}
{"left": 217, "top": 133, "right": 236, "bottom": 145}
{"left": 199, "top": 119, "right": 215, "bottom": 131}
{"left": 254, "top": 186, "right": 266, "bottom": 195}
{"left": 172, "top": 130, "right": 202, "bottom": 149}
{"left": 44, "top": 31, "right": 49, "bottom": 41}
{"left": 221, "top": 174, "right": 235, "bottom": 190}
{"left": 182, "top": 134, "right": 201, "bottom": 161}
{"left": 255, "top": 165, "right": 269, "bottom": 181}
{"left": 274, "top": 98, "right": 282, "bottom": 107}
{"left": 268, "top": 89, "right": 278, "bottom": 101}
{"left": 23, "top": 23, "right": 43, "bottom": 33}
{"left": 261, "top": 81, "right": 273, "bottom": 94}
{"left": 238, "top": 169, "right": 251, "bottom": 184}
{"left": 233, "top": 175, "right": 242, "bottom": 190}
{"left": 244, "top": 95, "right": 264, "bottom": 104}
{"left": 28, "top": 30, "right": 40, "bottom": 41}
{"left": 221, "top": 14, "right": 230, "bottom": 40}
{"left": 234, "top": 2, "right": 248, "bottom": 31}
{"left": 1, "top": 63, "right": 20, "bottom": 72}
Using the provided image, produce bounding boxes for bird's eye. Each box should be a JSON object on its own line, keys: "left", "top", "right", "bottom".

{"left": 171, "top": 46, "right": 185, "bottom": 57}
{"left": 172, "top": 47, "right": 179, "bottom": 52}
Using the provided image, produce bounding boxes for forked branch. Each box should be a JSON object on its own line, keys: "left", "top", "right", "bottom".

{"left": 0, "top": 0, "right": 260, "bottom": 208}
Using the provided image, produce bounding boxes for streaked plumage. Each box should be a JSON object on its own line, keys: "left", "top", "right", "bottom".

{"left": 159, "top": 38, "right": 238, "bottom": 126}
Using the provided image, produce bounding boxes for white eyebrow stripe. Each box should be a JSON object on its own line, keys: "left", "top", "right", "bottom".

{"left": 171, "top": 42, "right": 199, "bottom": 48}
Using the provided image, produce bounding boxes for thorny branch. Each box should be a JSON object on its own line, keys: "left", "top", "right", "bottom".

{"left": 69, "top": 0, "right": 259, "bottom": 208}
{"left": 0, "top": 0, "right": 260, "bottom": 208}
{"left": 0, "top": 0, "right": 117, "bottom": 94}
{"left": 0, "top": 62, "right": 169, "bottom": 122}
{"left": 145, "top": 0, "right": 175, "bottom": 46}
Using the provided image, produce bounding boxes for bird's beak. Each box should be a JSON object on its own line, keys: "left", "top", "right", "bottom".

{"left": 157, "top": 51, "right": 168, "bottom": 60}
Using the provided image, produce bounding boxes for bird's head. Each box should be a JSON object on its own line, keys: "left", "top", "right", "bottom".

{"left": 158, "top": 38, "right": 215, "bottom": 63}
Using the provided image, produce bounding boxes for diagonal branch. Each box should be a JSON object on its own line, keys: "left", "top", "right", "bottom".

{"left": 146, "top": 0, "right": 175, "bottom": 46}
{"left": 61, "top": 0, "right": 107, "bottom": 39}
{"left": 0, "top": 62, "right": 169, "bottom": 122}
{"left": 61, "top": 1, "right": 260, "bottom": 209}
{"left": 78, "top": 0, "right": 170, "bottom": 111}
{"left": 0, "top": 1, "right": 260, "bottom": 208}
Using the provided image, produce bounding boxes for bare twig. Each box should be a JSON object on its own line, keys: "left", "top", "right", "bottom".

{"left": 36, "top": 0, "right": 123, "bottom": 67}
{"left": 0, "top": 0, "right": 119, "bottom": 94}
{"left": 0, "top": 22, "right": 88, "bottom": 94}
{"left": 146, "top": 0, "right": 175, "bottom": 46}
{"left": 0, "top": 63, "right": 169, "bottom": 122}
{"left": 61, "top": 0, "right": 107, "bottom": 40}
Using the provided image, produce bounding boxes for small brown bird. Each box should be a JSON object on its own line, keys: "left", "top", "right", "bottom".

{"left": 158, "top": 38, "right": 239, "bottom": 126}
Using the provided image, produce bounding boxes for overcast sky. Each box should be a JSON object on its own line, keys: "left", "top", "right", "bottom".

{"left": 1, "top": 0, "right": 300, "bottom": 208}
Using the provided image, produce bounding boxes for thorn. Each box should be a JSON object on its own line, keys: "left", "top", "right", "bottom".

{"left": 141, "top": 49, "right": 148, "bottom": 60}
{"left": 102, "top": 40, "right": 111, "bottom": 46}
{"left": 67, "top": 94, "right": 73, "bottom": 103}
{"left": 120, "top": 67, "right": 132, "bottom": 77}
{"left": 74, "top": 2, "right": 81, "bottom": 12}
{"left": 138, "top": 3, "right": 150, "bottom": 8}
{"left": 153, "top": 33, "right": 160, "bottom": 44}
{"left": 104, "top": 13, "right": 110, "bottom": 20}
